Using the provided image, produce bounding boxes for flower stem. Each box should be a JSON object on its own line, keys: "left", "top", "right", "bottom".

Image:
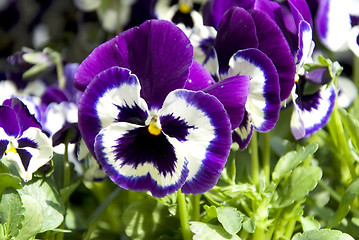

{"left": 193, "top": 194, "right": 201, "bottom": 221}
{"left": 353, "top": 55, "right": 359, "bottom": 89}
{"left": 251, "top": 130, "right": 260, "bottom": 188}
{"left": 262, "top": 132, "right": 270, "bottom": 185}
{"left": 177, "top": 189, "right": 192, "bottom": 240}
{"left": 83, "top": 188, "right": 122, "bottom": 240}
{"left": 332, "top": 102, "right": 356, "bottom": 180}
{"left": 63, "top": 137, "right": 71, "bottom": 188}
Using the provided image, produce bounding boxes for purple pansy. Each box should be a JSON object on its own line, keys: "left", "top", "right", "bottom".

{"left": 188, "top": 3, "right": 295, "bottom": 149}
{"left": 74, "top": 20, "right": 246, "bottom": 197}
{"left": 259, "top": 0, "right": 336, "bottom": 139}
{"left": 0, "top": 98, "right": 53, "bottom": 181}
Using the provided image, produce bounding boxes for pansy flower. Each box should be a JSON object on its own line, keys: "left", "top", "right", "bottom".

{"left": 74, "top": 20, "right": 247, "bottom": 197}
{"left": 0, "top": 98, "right": 53, "bottom": 181}
{"left": 257, "top": 0, "right": 336, "bottom": 139}
{"left": 187, "top": 2, "right": 295, "bottom": 148}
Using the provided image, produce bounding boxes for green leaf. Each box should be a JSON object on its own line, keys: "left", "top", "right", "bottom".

{"left": 122, "top": 198, "right": 168, "bottom": 240}
{"left": 339, "top": 108, "right": 359, "bottom": 152}
{"left": 60, "top": 180, "right": 81, "bottom": 203}
{"left": 300, "top": 216, "right": 320, "bottom": 231}
{"left": 0, "top": 188, "right": 24, "bottom": 238}
{"left": 189, "top": 222, "right": 241, "bottom": 240}
{"left": 292, "top": 229, "right": 354, "bottom": 240}
{"left": 217, "top": 207, "right": 243, "bottom": 234}
{"left": 272, "top": 144, "right": 318, "bottom": 182}
{"left": 0, "top": 173, "right": 22, "bottom": 196}
{"left": 329, "top": 177, "right": 359, "bottom": 227}
{"left": 16, "top": 195, "right": 43, "bottom": 240}
{"left": 17, "top": 179, "right": 65, "bottom": 232}
{"left": 203, "top": 205, "right": 217, "bottom": 221}
{"left": 0, "top": 162, "right": 10, "bottom": 174}
{"left": 275, "top": 166, "right": 322, "bottom": 208}
{"left": 242, "top": 217, "right": 255, "bottom": 234}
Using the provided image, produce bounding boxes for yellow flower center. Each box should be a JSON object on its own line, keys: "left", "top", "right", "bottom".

{"left": 148, "top": 122, "right": 161, "bottom": 136}
{"left": 179, "top": 4, "right": 191, "bottom": 14}
{"left": 5, "top": 142, "right": 17, "bottom": 155}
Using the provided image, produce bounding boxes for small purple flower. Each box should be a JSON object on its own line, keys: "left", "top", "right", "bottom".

{"left": 188, "top": 3, "right": 296, "bottom": 148}
{"left": 74, "top": 20, "right": 244, "bottom": 197}
{"left": 0, "top": 98, "right": 53, "bottom": 181}
{"left": 262, "top": 0, "right": 337, "bottom": 140}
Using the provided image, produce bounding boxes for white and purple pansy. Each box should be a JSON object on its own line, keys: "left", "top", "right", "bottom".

{"left": 269, "top": 0, "right": 336, "bottom": 140}
{"left": 74, "top": 20, "right": 246, "bottom": 197}
{"left": 290, "top": 77, "right": 336, "bottom": 140}
{"left": 0, "top": 98, "right": 53, "bottom": 181}
{"left": 187, "top": 4, "right": 295, "bottom": 149}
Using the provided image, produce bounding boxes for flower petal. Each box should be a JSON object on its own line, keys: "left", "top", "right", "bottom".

{"left": 75, "top": 20, "right": 193, "bottom": 109}
{"left": 3, "top": 98, "right": 42, "bottom": 134}
{"left": 79, "top": 66, "right": 149, "bottom": 156}
{"left": 0, "top": 106, "right": 20, "bottom": 137}
{"left": 251, "top": 9, "right": 296, "bottom": 100}
{"left": 291, "top": 84, "right": 336, "bottom": 139}
{"left": 184, "top": 61, "right": 216, "bottom": 91}
{"left": 159, "top": 89, "right": 232, "bottom": 194}
{"left": 94, "top": 122, "right": 189, "bottom": 198}
{"left": 296, "top": 20, "right": 314, "bottom": 70}
{"left": 20, "top": 127, "right": 53, "bottom": 179}
{"left": 229, "top": 48, "right": 280, "bottom": 132}
{"left": 213, "top": 7, "right": 259, "bottom": 75}
{"left": 315, "top": 0, "right": 351, "bottom": 52}
{"left": 202, "top": 0, "right": 255, "bottom": 29}
{"left": 233, "top": 111, "right": 253, "bottom": 150}
{"left": 203, "top": 75, "right": 250, "bottom": 130}
{"left": 188, "top": 25, "right": 217, "bottom": 65}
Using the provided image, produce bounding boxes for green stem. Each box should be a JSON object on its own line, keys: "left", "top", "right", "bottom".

{"left": 318, "top": 180, "right": 359, "bottom": 216}
{"left": 251, "top": 130, "right": 260, "bottom": 188}
{"left": 353, "top": 55, "right": 359, "bottom": 89}
{"left": 284, "top": 220, "right": 296, "bottom": 239}
{"left": 332, "top": 104, "right": 356, "bottom": 180}
{"left": 177, "top": 189, "right": 192, "bottom": 240}
{"left": 63, "top": 138, "right": 71, "bottom": 188}
{"left": 253, "top": 226, "right": 266, "bottom": 240}
{"left": 83, "top": 188, "right": 122, "bottom": 240}
{"left": 318, "top": 180, "right": 341, "bottom": 202}
{"left": 193, "top": 194, "right": 201, "bottom": 221}
{"left": 262, "top": 132, "right": 270, "bottom": 185}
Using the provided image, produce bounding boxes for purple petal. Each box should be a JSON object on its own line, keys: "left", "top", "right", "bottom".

{"left": 296, "top": 20, "right": 314, "bottom": 68}
{"left": 160, "top": 89, "right": 232, "bottom": 194}
{"left": 75, "top": 20, "right": 193, "bottom": 109}
{"left": 203, "top": 75, "right": 250, "bottom": 130}
{"left": 184, "top": 61, "right": 216, "bottom": 91}
{"left": 251, "top": 9, "right": 296, "bottom": 100}
{"left": 0, "top": 139, "right": 7, "bottom": 158}
{"left": 3, "top": 98, "right": 42, "bottom": 134}
{"left": 203, "top": 46, "right": 220, "bottom": 82}
{"left": 288, "top": 0, "right": 313, "bottom": 27}
{"left": 291, "top": 84, "right": 336, "bottom": 139}
{"left": 315, "top": 0, "right": 351, "bottom": 51}
{"left": 305, "top": 67, "right": 331, "bottom": 85}
{"left": 0, "top": 106, "right": 20, "bottom": 137}
{"left": 229, "top": 48, "right": 280, "bottom": 132}
{"left": 202, "top": 0, "right": 255, "bottom": 29}
{"left": 233, "top": 111, "right": 253, "bottom": 150}
{"left": 41, "top": 87, "right": 69, "bottom": 106}
{"left": 94, "top": 123, "right": 189, "bottom": 198}
{"left": 213, "top": 7, "right": 259, "bottom": 75}
{"left": 79, "top": 66, "right": 149, "bottom": 157}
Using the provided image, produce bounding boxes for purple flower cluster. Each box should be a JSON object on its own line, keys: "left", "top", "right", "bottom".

{"left": 1, "top": 0, "right": 349, "bottom": 197}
